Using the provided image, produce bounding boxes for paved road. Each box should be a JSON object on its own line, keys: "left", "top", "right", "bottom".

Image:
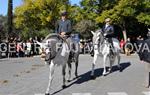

{"left": 0, "top": 54, "right": 149, "bottom": 95}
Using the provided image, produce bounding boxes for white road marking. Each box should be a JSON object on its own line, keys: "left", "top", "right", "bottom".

{"left": 72, "top": 93, "right": 91, "bottom": 95}
{"left": 143, "top": 91, "right": 150, "bottom": 95}
{"left": 35, "top": 94, "right": 45, "bottom": 95}
{"left": 108, "top": 92, "right": 128, "bottom": 95}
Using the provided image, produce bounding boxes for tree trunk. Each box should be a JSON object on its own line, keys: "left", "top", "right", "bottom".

{"left": 7, "top": 0, "right": 13, "bottom": 41}
{"left": 123, "top": 30, "right": 127, "bottom": 42}
{"left": 122, "top": 20, "right": 127, "bottom": 42}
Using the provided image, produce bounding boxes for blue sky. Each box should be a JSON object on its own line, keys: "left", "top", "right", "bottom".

{"left": 0, "top": 0, "right": 80, "bottom": 15}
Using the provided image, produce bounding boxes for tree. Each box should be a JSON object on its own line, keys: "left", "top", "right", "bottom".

{"left": 80, "top": 0, "right": 119, "bottom": 21}
{"left": 74, "top": 20, "right": 96, "bottom": 39}
{"left": 14, "top": 0, "right": 71, "bottom": 39}
{"left": 136, "top": 0, "right": 150, "bottom": 25}
{"left": 71, "top": 0, "right": 119, "bottom": 39}
{"left": 14, "top": 0, "right": 150, "bottom": 40}
{"left": 7, "top": 0, "right": 13, "bottom": 40}
{"left": 0, "top": 15, "right": 7, "bottom": 40}
{"left": 96, "top": 0, "right": 149, "bottom": 41}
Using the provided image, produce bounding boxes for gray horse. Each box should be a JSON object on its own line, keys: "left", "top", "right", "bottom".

{"left": 36, "top": 33, "right": 80, "bottom": 95}
{"left": 91, "top": 29, "right": 121, "bottom": 78}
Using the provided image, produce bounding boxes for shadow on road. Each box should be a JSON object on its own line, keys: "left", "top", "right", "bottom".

{"left": 51, "top": 62, "right": 131, "bottom": 95}
{"left": 112, "top": 62, "right": 131, "bottom": 72}
{"left": 76, "top": 62, "right": 131, "bottom": 84}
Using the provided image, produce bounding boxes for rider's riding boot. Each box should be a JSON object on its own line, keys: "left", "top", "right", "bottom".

{"left": 110, "top": 43, "right": 115, "bottom": 56}
{"left": 108, "top": 38, "right": 114, "bottom": 56}
{"left": 72, "top": 44, "right": 76, "bottom": 61}
{"left": 66, "top": 37, "right": 75, "bottom": 62}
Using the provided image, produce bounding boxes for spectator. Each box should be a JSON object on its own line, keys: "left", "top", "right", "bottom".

{"left": 26, "top": 40, "right": 31, "bottom": 57}
{"left": 120, "top": 39, "right": 125, "bottom": 48}
{"left": 125, "top": 38, "right": 132, "bottom": 56}
{"left": 137, "top": 38, "right": 150, "bottom": 88}
{"left": 147, "top": 28, "right": 150, "bottom": 39}
{"left": 120, "top": 39, "right": 125, "bottom": 53}
{"left": 34, "top": 38, "right": 40, "bottom": 55}
{"left": 16, "top": 41, "right": 24, "bottom": 57}
{"left": 29, "top": 38, "right": 34, "bottom": 56}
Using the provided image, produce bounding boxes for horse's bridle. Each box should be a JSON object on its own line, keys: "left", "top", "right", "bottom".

{"left": 93, "top": 32, "right": 110, "bottom": 51}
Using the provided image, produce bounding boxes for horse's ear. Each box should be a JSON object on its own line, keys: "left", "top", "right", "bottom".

{"left": 91, "top": 31, "right": 95, "bottom": 35}
{"left": 97, "top": 32, "right": 101, "bottom": 36}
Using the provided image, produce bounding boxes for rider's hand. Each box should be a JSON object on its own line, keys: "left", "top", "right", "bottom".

{"left": 141, "top": 60, "right": 144, "bottom": 63}
{"left": 60, "top": 32, "right": 66, "bottom": 37}
{"left": 104, "top": 33, "right": 107, "bottom": 37}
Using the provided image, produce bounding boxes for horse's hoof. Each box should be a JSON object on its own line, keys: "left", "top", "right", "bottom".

{"left": 90, "top": 75, "right": 96, "bottom": 80}
{"left": 108, "top": 70, "right": 112, "bottom": 73}
{"left": 103, "top": 74, "right": 106, "bottom": 76}
{"left": 62, "top": 85, "right": 67, "bottom": 89}
{"left": 91, "top": 54, "right": 94, "bottom": 57}
{"left": 75, "top": 75, "right": 79, "bottom": 78}
{"left": 75, "top": 74, "right": 79, "bottom": 78}
{"left": 119, "top": 69, "right": 122, "bottom": 72}
{"left": 45, "top": 93, "right": 50, "bottom": 95}
{"left": 67, "top": 80, "right": 71, "bottom": 82}
{"left": 118, "top": 67, "right": 122, "bottom": 72}
{"left": 103, "top": 73, "right": 108, "bottom": 76}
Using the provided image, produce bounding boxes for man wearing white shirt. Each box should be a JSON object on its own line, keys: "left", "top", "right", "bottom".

{"left": 102, "top": 18, "right": 115, "bottom": 55}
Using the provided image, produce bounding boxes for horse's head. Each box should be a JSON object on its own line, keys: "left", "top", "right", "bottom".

{"left": 40, "top": 34, "right": 63, "bottom": 63}
{"left": 91, "top": 29, "right": 104, "bottom": 45}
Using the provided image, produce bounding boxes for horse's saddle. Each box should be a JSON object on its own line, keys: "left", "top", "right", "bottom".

{"left": 44, "top": 33, "right": 76, "bottom": 62}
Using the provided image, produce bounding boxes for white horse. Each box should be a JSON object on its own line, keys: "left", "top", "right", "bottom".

{"left": 36, "top": 33, "right": 80, "bottom": 95}
{"left": 90, "top": 29, "right": 121, "bottom": 78}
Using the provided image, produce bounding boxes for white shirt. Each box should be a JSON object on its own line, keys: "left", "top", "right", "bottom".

{"left": 26, "top": 42, "right": 31, "bottom": 51}
{"left": 105, "top": 24, "right": 109, "bottom": 29}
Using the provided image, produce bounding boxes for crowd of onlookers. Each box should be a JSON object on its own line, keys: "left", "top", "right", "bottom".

{"left": 119, "top": 36, "right": 143, "bottom": 56}
{"left": 0, "top": 37, "right": 42, "bottom": 58}
{"left": 0, "top": 29, "right": 150, "bottom": 58}
{"left": 79, "top": 39, "right": 93, "bottom": 54}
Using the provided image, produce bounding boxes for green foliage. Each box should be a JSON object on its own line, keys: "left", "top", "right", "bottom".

{"left": 96, "top": 0, "right": 150, "bottom": 26}
{"left": 80, "top": 0, "right": 118, "bottom": 21}
{"left": 137, "top": 13, "right": 150, "bottom": 25}
{"left": 20, "top": 28, "right": 51, "bottom": 40}
{"left": 95, "top": 0, "right": 149, "bottom": 40}
{"left": 96, "top": 0, "right": 138, "bottom": 25}
{"left": 74, "top": 20, "right": 96, "bottom": 38}
{"left": 14, "top": 0, "right": 70, "bottom": 30}
{"left": 136, "top": 0, "right": 150, "bottom": 25}
{"left": 14, "top": 0, "right": 71, "bottom": 39}
{"left": 13, "top": 0, "right": 150, "bottom": 40}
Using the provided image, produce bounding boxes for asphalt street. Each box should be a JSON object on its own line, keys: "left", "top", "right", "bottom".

{"left": 0, "top": 54, "right": 150, "bottom": 95}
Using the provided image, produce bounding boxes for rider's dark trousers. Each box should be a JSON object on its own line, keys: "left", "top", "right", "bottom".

{"left": 107, "top": 38, "right": 114, "bottom": 49}
{"left": 145, "top": 62, "right": 150, "bottom": 87}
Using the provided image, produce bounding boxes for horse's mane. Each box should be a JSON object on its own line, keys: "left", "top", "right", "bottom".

{"left": 43, "top": 33, "right": 64, "bottom": 43}
{"left": 95, "top": 29, "right": 102, "bottom": 33}
{"left": 92, "top": 29, "right": 103, "bottom": 43}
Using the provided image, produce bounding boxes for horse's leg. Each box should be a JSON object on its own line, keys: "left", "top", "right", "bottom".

{"left": 91, "top": 53, "right": 97, "bottom": 79}
{"left": 67, "top": 61, "right": 72, "bottom": 82}
{"left": 117, "top": 53, "right": 121, "bottom": 72}
{"left": 108, "top": 56, "right": 113, "bottom": 73}
{"left": 108, "top": 54, "right": 116, "bottom": 73}
{"left": 103, "top": 54, "right": 108, "bottom": 76}
{"left": 75, "top": 56, "right": 79, "bottom": 78}
{"left": 45, "top": 61, "right": 55, "bottom": 95}
{"left": 62, "top": 64, "right": 67, "bottom": 89}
